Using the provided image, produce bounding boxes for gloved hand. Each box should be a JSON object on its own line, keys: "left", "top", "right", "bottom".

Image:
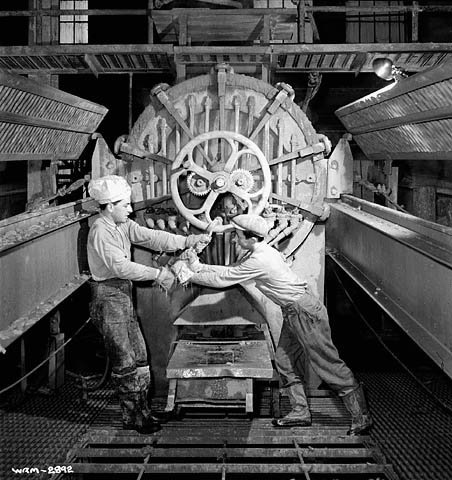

{"left": 171, "top": 260, "right": 196, "bottom": 285}
{"left": 155, "top": 266, "right": 176, "bottom": 291}
{"left": 179, "top": 248, "right": 202, "bottom": 273}
{"left": 185, "top": 233, "right": 211, "bottom": 252}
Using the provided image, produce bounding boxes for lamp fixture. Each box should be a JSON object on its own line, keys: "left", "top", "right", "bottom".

{"left": 372, "top": 57, "right": 408, "bottom": 82}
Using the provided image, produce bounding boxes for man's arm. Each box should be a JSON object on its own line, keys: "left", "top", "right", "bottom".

{"left": 189, "top": 256, "right": 263, "bottom": 289}
{"left": 93, "top": 234, "right": 161, "bottom": 282}
{"left": 127, "top": 220, "right": 210, "bottom": 253}
{"left": 127, "top": 220, "right": 188, "bottom": 252}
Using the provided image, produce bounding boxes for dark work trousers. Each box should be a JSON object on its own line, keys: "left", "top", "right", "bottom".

{"left": 275, "top": 290, "right": 358, "bottom": 397}
{"left": 89, "top": 278, "right": 151, "bottom": 427}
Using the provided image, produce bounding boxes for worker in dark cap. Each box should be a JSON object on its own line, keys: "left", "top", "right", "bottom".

{"left": 87, "top": 175, "right": 210, "bottom": 434}
{"left": 179, "top": 213, "right": 371, "bottom": 435}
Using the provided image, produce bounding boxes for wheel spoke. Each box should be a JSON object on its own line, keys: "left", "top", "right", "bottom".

{"left": 248, "top": 186, "right": 265, "bottom": 198}
{"left": 229, "top": 185, "right": 253, "bottom": 211}
{"left": 186, "top": 162, "right": 216, "bottom": 182}
{"left": 223, "top": 149, "right": 241, "bottom": 173}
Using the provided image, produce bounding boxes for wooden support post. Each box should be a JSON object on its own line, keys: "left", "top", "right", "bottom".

{"left": 48, "top": 310, "right": 65, "bottom": 391}
{"left": 176, "top": 63, "right": 186, "bottom": 83}
{"left": 261, "top": 62, "right": 269, "bottom": 84}
{"left": 147, "top": 0, "right": 154, "bottom": 44}
{"left": 178, "top": 14, "right": 188, "bottom": 46}
{"left": 245, "top": 378, "right": 253, "bottom": 413}
{"left": 262, "top": 14, "right": 270, "bottom": 45}
{"left": 413, "top": 185, "right": 436, "bottom": 222}
{"left": 411, "top": 1, "right": 419, "bottom": 42}
{"left": 28, "top": 0, "right": 37, "bottom": 45}
{"left": 387, "top": 166, "right": 399, "bottom": 209}
{"left": 297, "top": 0, "right": 306, "bottom": 43}
{"left": 51, "top": 0, "right": 59, "bottom": 45}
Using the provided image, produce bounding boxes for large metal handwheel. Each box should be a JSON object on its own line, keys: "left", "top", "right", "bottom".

{"left": 171, "top": 131, "right": 272, "bottom": 232}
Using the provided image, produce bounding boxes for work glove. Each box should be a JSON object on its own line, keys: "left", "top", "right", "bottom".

{"left": 185, "top": 233, "right": 211, "bottom": 252}
{"left": 155, "top": 266, "right": 176, "bottom": 291}
{"left": 171, "top": 260, "right": 196, "bottom": 285}
{"left": 179, "top": 248, "right": 203, "bottom": 273}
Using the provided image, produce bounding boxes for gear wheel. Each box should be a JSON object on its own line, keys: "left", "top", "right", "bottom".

{"left": 187, "top": 172, "right": 211, "bottom": 196}
{"left": 230, "top": 168, "right": 254, "bottom": 192}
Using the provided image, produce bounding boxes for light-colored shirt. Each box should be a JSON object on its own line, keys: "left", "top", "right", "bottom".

{"left": 88, "top": 216, "right": 188, "bottom": 282}
{"left": 190, "top": 242, "right": 306, "bottom": 307}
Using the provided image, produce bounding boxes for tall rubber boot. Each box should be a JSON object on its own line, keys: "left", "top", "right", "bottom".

{"left": 113, "top": 370, "right": 160, "bottom": 434}
{"left": 136, "top": 366, "right": 162, "bottom": 432}
{"left": 342, "top": 384, "right": 373, "bottom": 435}
{"left": 112, "top": 371, "right": 141, "bottom": 430}
{"left": 272, "top": 383, "right": 312, "bottom": 427}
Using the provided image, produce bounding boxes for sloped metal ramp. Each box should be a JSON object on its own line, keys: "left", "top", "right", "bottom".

{"left": 63, "top": 389, "right": 399, "bottom": 479}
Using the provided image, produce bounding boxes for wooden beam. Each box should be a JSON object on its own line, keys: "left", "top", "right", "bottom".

{"left": 84, "top": 54, "right": 103, "bottom": 78}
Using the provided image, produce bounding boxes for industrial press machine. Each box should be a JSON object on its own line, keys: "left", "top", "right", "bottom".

{"left": 107, "top": 64, "right": 350, "bottom": 413}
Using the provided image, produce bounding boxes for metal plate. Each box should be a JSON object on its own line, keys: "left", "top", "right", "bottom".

{"left": 174, "top": 287, "right": 265, "bottom": 326}
{"left": 167, "top": 340, "right": 273, "bottom": 379}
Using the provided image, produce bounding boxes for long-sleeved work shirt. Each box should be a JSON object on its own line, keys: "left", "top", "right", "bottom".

{"left": 190, "top": 242, "right": 306, "bottom": 307}
{"left": 88, "top": 216, "right": 188, "bottom": 282}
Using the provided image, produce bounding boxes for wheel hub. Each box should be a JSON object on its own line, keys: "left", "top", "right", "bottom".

{"left": 212, "top": 174, "right": 230, "bottom": 193}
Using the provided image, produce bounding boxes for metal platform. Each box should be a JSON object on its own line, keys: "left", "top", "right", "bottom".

{"left": 2, "top": 368, "right": 452, "bottom": 479}
{"left": 63, "top": 389, "right": 398, "bottom": 479}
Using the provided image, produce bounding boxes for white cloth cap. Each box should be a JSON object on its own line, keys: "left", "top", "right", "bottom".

{"left": 88, "top": 175, "right": 131, "bottom": 204}
{"left": 231, "top": 214, "right": 268, "bottom": 238}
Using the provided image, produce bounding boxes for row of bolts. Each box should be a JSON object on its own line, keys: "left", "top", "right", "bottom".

{"left": 143, "top": 206, "right": 304, "bottom": 265}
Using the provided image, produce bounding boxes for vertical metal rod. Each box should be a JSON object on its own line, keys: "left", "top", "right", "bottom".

{"left": 149, "top": 161, "right": 155, "bottom": 198}
{"left": 128, "top": 72, "right": 133, "bottom": 133}
{"left": 159, "top": 118, "right": 168, "bottom": 195}
{"left": 20, "top": 337, "right": 27, "bottom": 393}
{"left": 204, "top": 96, "right": 212, "bottom": 153}
{"left": 217, "top": 233, "right": 225, "bottom": 265}
{"left": 224, "top": 231, "right": 231, "bottom": 266}
{"left": 276, "top": 119, "right": 284, "bottom": 197}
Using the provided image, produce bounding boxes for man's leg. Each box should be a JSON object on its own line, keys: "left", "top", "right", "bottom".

{"left": 90, "top": 280, "right": 160, "bottom": 434}
{"left": 129, "top": 313, "right": 171, "bottom": 424}
{"left": 273, "top": 319, "right": 311, "bottom": 427}
{"left": 284, "top": 295, "right": 372, "bottom": 435}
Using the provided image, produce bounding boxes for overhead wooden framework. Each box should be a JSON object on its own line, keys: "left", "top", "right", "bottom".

{"left": 1, "top": 4, "right": 452, "bottom": 77}
{"left": 0, "top": 43, "right": 451, "bottom": 77}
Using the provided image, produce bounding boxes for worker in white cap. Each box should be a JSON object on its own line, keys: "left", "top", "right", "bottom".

{"left": 87, "top": 175, "right": 210, "bottom": 434}
{"left": 182, "top": 213, "right": 371, "bottom": 435}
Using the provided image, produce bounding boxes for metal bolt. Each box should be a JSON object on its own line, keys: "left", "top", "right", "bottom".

{"left": 330, "top": 160, "right": 339, "bottom": 170}
{"left": 215, "top": 178, "right": 225, "bottom": 187}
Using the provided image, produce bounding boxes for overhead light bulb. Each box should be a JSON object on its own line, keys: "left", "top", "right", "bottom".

{"left": 372, "top": 57, "right": 408, "bottom": 82}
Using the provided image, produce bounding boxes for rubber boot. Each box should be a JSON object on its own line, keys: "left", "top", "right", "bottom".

{"left": 342, "top": 384, "right": 373, "bottom": 435}
{"left": 137, "top": 366, "right": 168, "bottom": 426}
{"left": 113, "top": 370, "right": 160, "bottom": 434}
{"left": 272, "top": 383, "right": 312, "bottom": 427}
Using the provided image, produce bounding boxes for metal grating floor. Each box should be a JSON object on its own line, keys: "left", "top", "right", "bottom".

{"left": 63, "top": 388, "right": 397, "bottom": 479}
{"left": 0, "top": 383, "right": 115, "bottom": 480}
{"left": 1, "top": 370, "right": 452, "bottom": 479}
